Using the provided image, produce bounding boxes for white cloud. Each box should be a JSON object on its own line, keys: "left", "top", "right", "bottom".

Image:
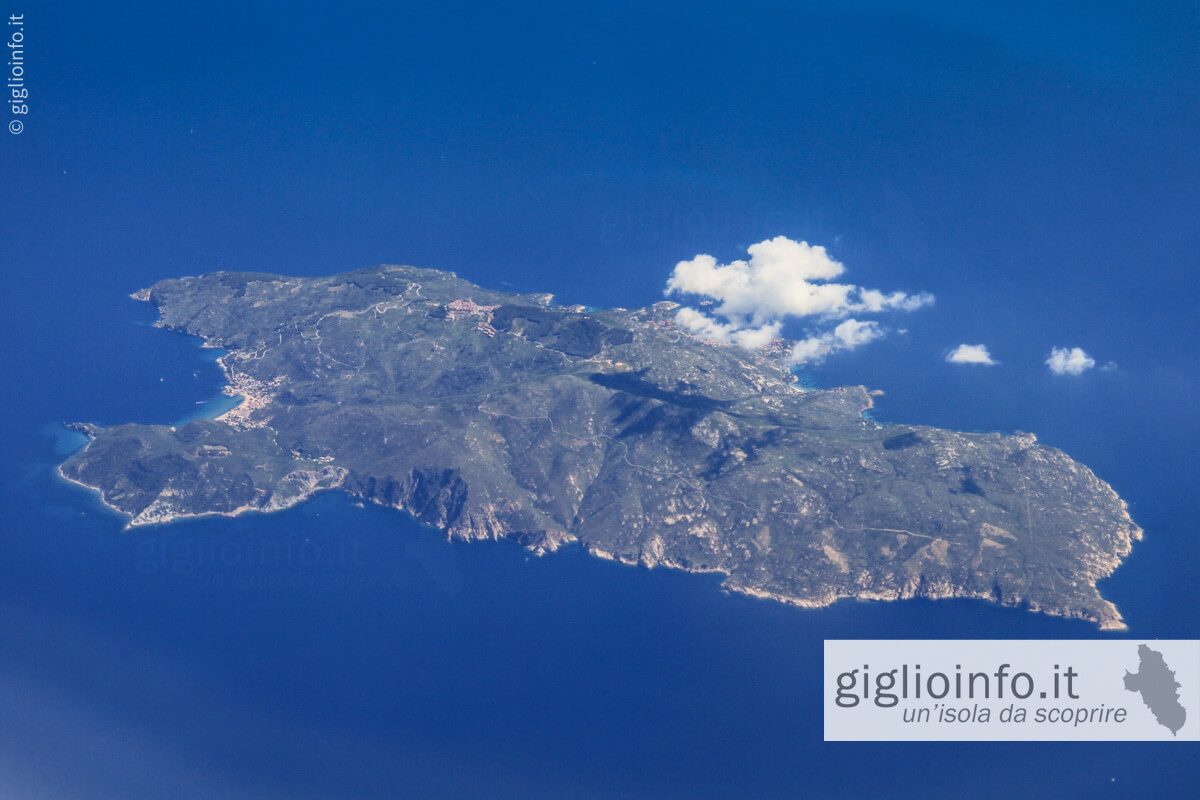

{"left": 673, "top": 307, "right": 782, "bottom": 349}
{"left": 664, "top": 236, "right": 933, "bottom": 362}
{"left": 946, "top": 343, "right": 998, "bottom": 365}
{"left": 787, "top": 319, "right": 885, "bottom": 364}
{"left": 855, "top": 288, "right": 935, "bottom": 313}
{"left": 1046, "top": 346, "right": 1096, "bottom": 375}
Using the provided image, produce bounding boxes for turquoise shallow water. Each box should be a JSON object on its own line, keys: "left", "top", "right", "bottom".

{"left": 174, "top": 391, "right": 243, "bottom": 426}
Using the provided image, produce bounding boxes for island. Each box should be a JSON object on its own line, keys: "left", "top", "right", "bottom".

{"left": 59, "top": 265, "right": 1141, "bottom": 630}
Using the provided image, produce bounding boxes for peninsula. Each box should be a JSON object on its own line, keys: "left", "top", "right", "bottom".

{"left": 60, "top": 266, "right": 1141, "bottom": 629}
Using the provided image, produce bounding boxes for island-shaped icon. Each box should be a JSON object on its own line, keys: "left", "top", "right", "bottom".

{"left": 1124, "top": 644, "right": 1187, "bottom": 735}
{"left": 59, "top": 266, "right": 1141, "bottom": 629}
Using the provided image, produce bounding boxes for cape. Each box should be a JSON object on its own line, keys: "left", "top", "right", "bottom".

{"left": 60, "top": 266, "right": 1142, "bottom": 629}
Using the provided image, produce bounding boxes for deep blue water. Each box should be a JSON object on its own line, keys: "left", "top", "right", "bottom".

{"left": 3, "top": 1, "right": 1197, "bottom": 797}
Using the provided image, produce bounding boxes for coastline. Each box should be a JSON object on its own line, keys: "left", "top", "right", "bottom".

{"left": 56, "top": 448, "right": 1132, "bottom": 630}
{"left": 57, "top": 459, "right": 350, "bottom": 531}
{"left": 585, "top": 535, "right": 1128, "bottom": 631}
{"left": 722, "top": 577, "right": 1128, "bottom": 632}
{"left": 58, "top": 273, "right": 1140, "bottom": 632}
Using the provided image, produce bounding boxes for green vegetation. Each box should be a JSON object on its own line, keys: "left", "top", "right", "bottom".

{"left": 61, "top": 265, "right": 1141, "bottom": 629}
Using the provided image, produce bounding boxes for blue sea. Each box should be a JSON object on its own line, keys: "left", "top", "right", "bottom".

{"left": 3, "top": 1, "right": 1197, "bottom": 797}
